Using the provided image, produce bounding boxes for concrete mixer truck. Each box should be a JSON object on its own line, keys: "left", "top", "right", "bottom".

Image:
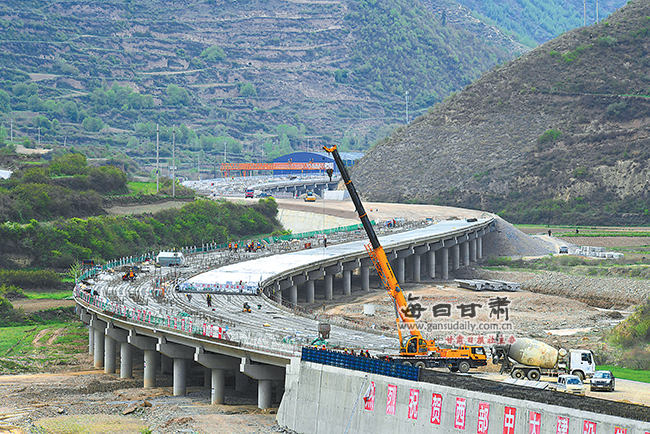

{"left": 491, "top": 338, "right": 595, "bottom": 381}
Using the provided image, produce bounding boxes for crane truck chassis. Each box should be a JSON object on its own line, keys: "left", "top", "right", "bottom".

{"left": 323, "top": 145, "right": 487, "bottom": 373}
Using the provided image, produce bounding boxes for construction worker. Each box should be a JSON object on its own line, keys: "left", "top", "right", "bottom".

{"left": 228, "top": 242, "right": 232, "bottom": 251}
{"left": 234, "top": 242, "right": 238, "bottom": 252}
{"left": 206, "top": 293, "right": 212, "bottom": 307}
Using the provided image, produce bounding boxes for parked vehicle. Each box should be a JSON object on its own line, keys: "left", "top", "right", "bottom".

{"left": 556, "top": 374, "right": 586, "bottom": 395}
{"left": 559, "top": 246, "right": 569, "bottom": 254}
{"left": 304, "top": 191, "right": 316, "bottom": 202}
{"left": 590, "top": 370, "right": 615, "bottom": 392}
{"left": 492, "top": 338, "right": 595, "bottom": 381}
{"left": 245, "top": 189, "right": 254, "bottom": 198}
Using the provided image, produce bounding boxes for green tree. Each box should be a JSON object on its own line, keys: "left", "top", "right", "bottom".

{"left": 82, "top": 116, "right": 104, "bottom": 132}
{"left": 165, "top": 85, "right": 191, "bottom": 106}
{"left": 0, "top": 90, "right": 10, "bottom": 113}
{"left": 239, "top": 82, "right": 257, "bottom": 97}
{"left": 200, "top": 45, "right": 226, "bottom": 62}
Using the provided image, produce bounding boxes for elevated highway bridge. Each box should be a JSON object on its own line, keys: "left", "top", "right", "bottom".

{"left": 75, "top": 216, "right": 495, "bottom": 409}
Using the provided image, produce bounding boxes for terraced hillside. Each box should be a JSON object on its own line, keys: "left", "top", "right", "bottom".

{"left": 0, "top": 0, "right": 524, "bottom": 173}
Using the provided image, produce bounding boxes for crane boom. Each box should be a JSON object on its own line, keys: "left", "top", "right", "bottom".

{"left": 323, "top": 145, "right": 425, "bottom": 350}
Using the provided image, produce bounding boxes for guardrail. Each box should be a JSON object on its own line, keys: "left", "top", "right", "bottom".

{"left": 75, "top": 285, "right": 303, "bottom": 358}
{"left": 301, "top": 347, "right": 419, "bottom": 381}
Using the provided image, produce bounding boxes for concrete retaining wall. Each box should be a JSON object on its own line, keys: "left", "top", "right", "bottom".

{"left": 277, "top": 209, "right": 358, "bottom": 233}
{"left": 278, "top": 361, "right": 650, "bottom": 434}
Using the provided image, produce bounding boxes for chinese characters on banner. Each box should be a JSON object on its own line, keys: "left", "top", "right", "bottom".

{"left": 363, "top": 381, "right": 375, "bottom": 411}
{"left": 430, "top": 393, "right": 443, "bottom": 425}
{"left": 454, "top": 397, "right": 466, "bottom": 429}
{"left": 614, "top": 428, "right": 627, "bottom": 434}
{"left": 385, "top": 384, "right": 397, "bottom": 416}
{"left": 407, "top": 389, "right": 419, "bottom": 420}
{"left": 477, "top": 402, "right": 490, "bottom": 434}
{"left": 503, "top": 406, "right": 516, "bottom": 434}
{"left": 583, "top": 420, "right": 597, "bottom": 434}
{"left": 556, "top": 416, "right": 569, "bottom": 434}
{"left": 529, "top": 411, "right": 541, "bottom": 434}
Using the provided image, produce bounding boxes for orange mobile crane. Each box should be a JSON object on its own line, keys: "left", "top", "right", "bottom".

{"left": 324, "top": 145, "right": 487, "bottom": 373}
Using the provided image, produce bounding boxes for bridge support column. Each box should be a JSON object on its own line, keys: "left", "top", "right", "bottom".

{"left": 306, "top": 280, "right": 315, "bottom": 304}
{"left": 90, "top": 315, "right": 107, "bottom": 369}
{"left": 157, "top": 337, "right": 194, "bottom": 396}
{"left": 413, "top": 254, "right": 421, "bottom": 282}
{"left": 88, "top": 326, "right": 94, "bottom": 355}
{"left": 143, "top": 350, "right": 157, "bottom": 388}
{"left": 104, "top": 335, "right": 116, "bottom": 374}
{"left": 288, "top": 284, "right": 297, "bottom": 306}
{"left": 240, "top": 357, "right": 285, "bottom": 409}
{"left": 461, "top": 241, "right": 470, "bottom": 266}
{"left": 258, "top": 380, "right": 272, "bottom": 410}
{"left": 452, "top": 244, "right": 460, "bottom": 271}
{"left": 396, "top": 257, "right": 405, "bottom": 284}
{"left": 173, "top": 358, "right": 188, "bottom": 396}
{"left": 128, "top": 332, "right": 158, "bottom": 388}
{"left": 120, "top": 342, "right": 133, "bottom": 378}
{"left": 104, "top": 323, "right": 129, "bottom": 376}
{"left": 428, "top": 250, "right": 436, "bottom": 278}
{"left": 195, "top": 350, "right": 239, "bottom": 405}
{"left": 361, "top": 265, "right": 370, "bottom": 291}
{"left": 440, "top": 248, "right": 449, "bottom": 280}
{"left": 470, "top": 238, "right": 477, "bottom": 262}
{"left": 211, "top": 369, "right": 226, "bottom": 404}
{"left": 343, "top": 270, "right": 351, "bottom": 296}
{"left": 477, "top": 237, "right": 483, "bottom": 258}
{"left": 324, "top": 275, "right": 333, "bottom": 300}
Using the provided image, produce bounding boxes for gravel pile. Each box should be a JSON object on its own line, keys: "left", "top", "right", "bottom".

{"left": 482, "top": 216, "right": 555, "bottom": 258}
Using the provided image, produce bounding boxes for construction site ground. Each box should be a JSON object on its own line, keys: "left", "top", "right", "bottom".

{"left": 2, "top": 198, "right": 650, "bottom": 432}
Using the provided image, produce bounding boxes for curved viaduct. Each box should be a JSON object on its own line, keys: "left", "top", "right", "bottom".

{"left": 75, "top": 217, "right": 495, "bottom": 410}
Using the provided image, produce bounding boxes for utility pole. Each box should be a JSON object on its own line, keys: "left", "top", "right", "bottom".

{"left": 38, "top": 127, "right": 41, "bottom": 145}
{"left": 596, "top": 0, "right": 599, "bottom": 22}
{"left": 156, "top": 124, "right": 159, "bottom": 193}
{"left": 172, "top": 126, "right": 175, "bottom": 198}
{"left": 10, "top": 119, "right": 13, "bottom": 142}
{"left": 405, "top": 91, "right": 409, "bottom": 124}
{"left": 583, "top": 0, "right": 586, "bottom": 27}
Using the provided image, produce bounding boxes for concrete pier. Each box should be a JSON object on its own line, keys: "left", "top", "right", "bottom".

{"left": 120, "top": 342, "right": 133, "bottom": 378}
{"left": 440, "top": 248, "right": 449, "bottom": 280}
{"left": 104, "top": 335, "right": 116, "bottom": 374}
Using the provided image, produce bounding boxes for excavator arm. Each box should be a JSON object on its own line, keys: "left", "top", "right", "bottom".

{"left": 324, "top": 145, "right": 431, "bottom": 354}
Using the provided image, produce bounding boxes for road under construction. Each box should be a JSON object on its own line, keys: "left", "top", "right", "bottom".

{"left": 75, "top": 191, "right": 650, "bottom": 433}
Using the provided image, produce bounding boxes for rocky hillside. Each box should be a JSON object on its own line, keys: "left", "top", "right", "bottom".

{"left": 352, "top": 0, "right": 650, "bottom": 226}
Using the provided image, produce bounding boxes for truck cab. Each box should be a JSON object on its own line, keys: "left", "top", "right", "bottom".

{"left": 568, "top": 349, "right": 595, "bottom": 380}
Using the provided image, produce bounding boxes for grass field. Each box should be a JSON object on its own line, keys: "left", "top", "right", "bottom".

{"left": 596, "top": 365, "right": 650, "bottom": 383}
{"left": 24, "top": 290, "right": 73, "bottom": 300}
{"left": 128, "top": 181, "right": 157, "bottom": 196}
{"left": 0, "top": 322, "right": 87, "bottom": 373}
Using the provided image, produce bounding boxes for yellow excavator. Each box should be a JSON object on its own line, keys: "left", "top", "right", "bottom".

{"left": 324, "top": 145, "right": 487, "bottom": 373}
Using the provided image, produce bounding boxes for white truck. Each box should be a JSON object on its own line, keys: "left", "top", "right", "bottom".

{"left": 492, "top": 338, "right": 595, "bottom": 381}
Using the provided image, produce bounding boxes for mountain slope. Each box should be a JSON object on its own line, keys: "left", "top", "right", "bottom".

{"left": 454, "top": 0, "right": 628, "bottom": 46}
{"left": 352, "top": 0, "right": 650, "bottom": 226}
{"left": 0, "top": 0, "right": 522, "bottom": 171}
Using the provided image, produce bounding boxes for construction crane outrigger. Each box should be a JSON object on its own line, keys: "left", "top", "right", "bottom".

{"left": 324, "top": 145, "right": 487, "bottom": 372}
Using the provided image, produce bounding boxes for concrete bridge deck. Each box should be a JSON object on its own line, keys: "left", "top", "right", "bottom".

{"left": 76, "top": 216, "right": 495, "bottom": 410}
